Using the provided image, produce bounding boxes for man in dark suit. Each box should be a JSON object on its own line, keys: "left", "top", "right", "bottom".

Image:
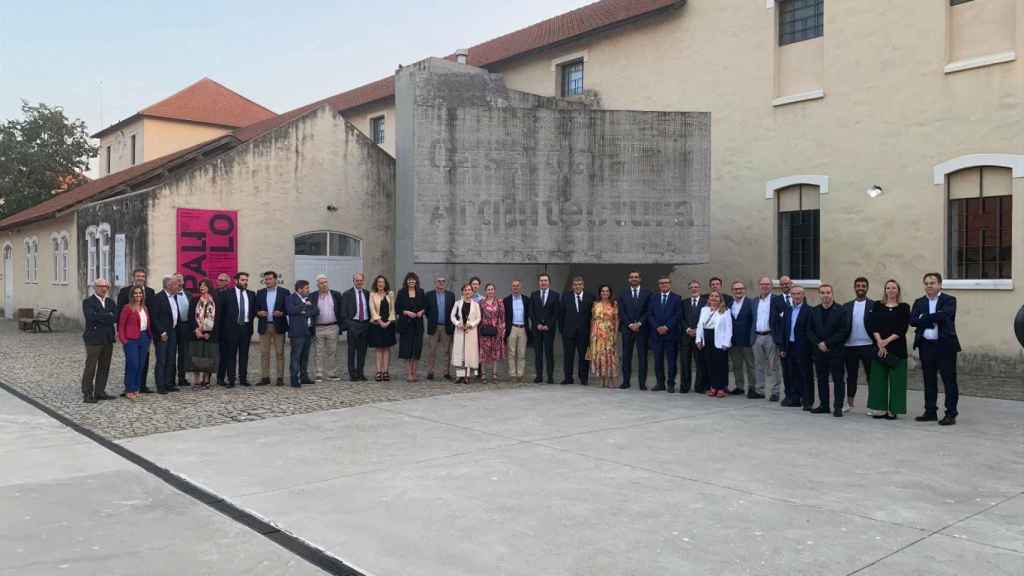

{"left": 340, "top": 272, "right": 371, "bottom": 381}
{"left": 255, "top": 270, "right": 290, "bottom": 386}
{"left": 502, "top": 280, "right": 531, "bottom": 381}
{"left": 618, "top": 270, "right": 650, "bottom": 390}
{"left": 648, "top": 276, "right": 682, "bottom": 392}
{"left": 81, "top": 278, "right": 117, "bottom": 403}
{"left": 116, "top": 268, "right": 155, "bottom": 394}
{"left": 779, "top": 286, "right": 812, "bottom": 407}
{"left": 843, "top": 277, "right": 875, "bottom": 412}
{"left": 286, "top": 280, "right": 318, "bottom": 387}
{"left": 172, "top": 273, "right": 192, "bottom": 387}
{"left": 425, "top": 276, "right": 457, "bottom": 381}
{"left": 529, "top": 273, "right": 560, "bottom": 384}
{"left": 215, "top": 272, "right": 256, "bottom": 387}
{"left": 707, "top": 277, "right": 734, "bottom": 306}
{"left": 910, "top": 273, "right": 961, "bottom": 426}
{"left": 752, "top": 276, "right": 785, "bottom": 401}
{"left": 808, "top": 284, "right": 851, "bottom": 416}
{"left": 148, "top": 275, "right": 182, "bottom": 395}
{"left": 728, "top": 280, "right": 756, "bottom": 396}
{"left": 560, "top": 276, "right": 594, "bottom": 385}
{"left": 680, "top": 280, "right": 706, "bottom": 393}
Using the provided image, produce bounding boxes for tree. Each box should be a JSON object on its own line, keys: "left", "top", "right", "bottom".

{"left": 0, "top": 101, "right": 97, "bottom": 219}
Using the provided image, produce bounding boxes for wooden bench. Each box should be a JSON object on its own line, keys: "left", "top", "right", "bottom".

{"left": 24, "top": 308, "right": 56, "bottom": 333}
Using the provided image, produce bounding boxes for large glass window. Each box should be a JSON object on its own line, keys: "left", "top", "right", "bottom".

{"left": 777, "top": 184, "right": 820, "bottom": 280}
{"left": 947, "top": 166, "right": 1012, "bottom": 279}
{"left": 295, "top": 232, "right": 360, "bottom": 257}
{"left": 779, "top": 0, "right": 824, "bottom": 46}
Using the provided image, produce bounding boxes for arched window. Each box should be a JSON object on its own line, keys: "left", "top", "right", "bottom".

{"left": 51, "top": 234, "right": 60, "bottom": 285}
{"left": 294, "top": 232, "right": 361, "bottom": 257}
{"left": 85, "top": 226, "right": 98, "bottom": 285}
{"left": 767, "top": 175, "right": 827, "bottom": 281}
{"left": 60, "top": 234, "right": 69, "bottom": 284}
{"left": 98, "top": 223, "right": 112, "bottom": 282}
{"left": 24, "top": 237, "right": 39, "bottom": 284}
{"left": 293, "top": 231, "right": 363, "bottom": 292}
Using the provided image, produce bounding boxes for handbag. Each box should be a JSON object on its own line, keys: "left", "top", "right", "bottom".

{"left": 480, "top": 324, "right": 498, "bottom": 337}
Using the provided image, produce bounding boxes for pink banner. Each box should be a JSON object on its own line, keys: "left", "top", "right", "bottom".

{"left": 176, "top": 208, "right": 238, "bottom": 294}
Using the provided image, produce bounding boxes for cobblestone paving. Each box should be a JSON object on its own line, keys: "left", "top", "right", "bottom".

{"left": 0, "top": 321, "right": 532, "bottom": 439}
{"left": 1, "top": 320, "right": 1019, "bottom": 439}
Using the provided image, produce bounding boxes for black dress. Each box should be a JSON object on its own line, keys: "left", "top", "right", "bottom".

{"left": 397, "top": 288, "right": 427, "bottom": 360}
{"left": 368, "top": 295, "right": 397, "bottom": 348}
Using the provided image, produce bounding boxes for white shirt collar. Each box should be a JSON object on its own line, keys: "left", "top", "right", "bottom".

{"left": 928, "top": 292, "right": 942, "bottom": 302}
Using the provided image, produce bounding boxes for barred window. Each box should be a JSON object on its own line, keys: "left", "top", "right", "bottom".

{"left": 947, "top": 167, "right": 1012, "bottom": 279}
{"left": 777, "top": 184, "right": 820, "bottom": 280}
{"left": 779, "top": 0, "right": 824, "bottom": 46}
{"left": 560, "top": 59, "right": 584, "bottom": 97}
{"left": 370, "top": 116, "right": 385, "bottom": 145}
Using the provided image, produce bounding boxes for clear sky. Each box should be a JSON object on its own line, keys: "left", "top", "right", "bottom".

{"left": 1, "top": 0, "right": 593, "bottom": 135}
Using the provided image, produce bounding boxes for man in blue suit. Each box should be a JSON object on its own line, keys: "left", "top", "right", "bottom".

{"left": 255, "top": 271, "right": 290, "bottom": 386}
{"left": 910, "top": 273, "right": 961, "bottom": 426}
{"left": 779, "top": 286, "right": 812, "bottom": 407}
{"left": 648, "top": 276, "right": 682, "bottom": 392}
{"left": 618, "top": 270, "right": 651, "bottom": 390}
{"left": 728, "top": 280, "right": 757, "bottom": 396}
{"left": 286, "top": 280, "right": 318, "bottom": 388}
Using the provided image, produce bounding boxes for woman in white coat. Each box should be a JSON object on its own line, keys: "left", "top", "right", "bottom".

{"left": 451, "top": 283, "right": 481, "bottom": 383}
{"left": 696, "top": 291, "right": 733, "bottom": 398}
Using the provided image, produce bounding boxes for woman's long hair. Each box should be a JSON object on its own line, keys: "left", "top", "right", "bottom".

{"left": 708, "top": 291, "right": 728, "bottom": 313}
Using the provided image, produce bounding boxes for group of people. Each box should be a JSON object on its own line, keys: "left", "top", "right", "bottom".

{"left": 80, "top": 268, "right": 962, "bottom": 425}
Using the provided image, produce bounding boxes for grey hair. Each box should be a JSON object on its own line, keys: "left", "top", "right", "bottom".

{"left": 162, "top": 274, "right": 174, "bottom": 289}
{"left": 315, "top": 274, "right": 329, "bottom": 282}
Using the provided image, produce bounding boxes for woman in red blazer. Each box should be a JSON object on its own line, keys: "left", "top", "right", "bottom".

{"left": 118, "top": 286, "right": 152, "bottom": 399}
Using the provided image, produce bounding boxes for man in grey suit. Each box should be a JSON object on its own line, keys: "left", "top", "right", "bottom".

{"left": 728, "top": 280, "right": 757, "bottom": 396}
{"left": 751, "top": 276, "right": 785, "bottom": 401}
{"left": 340, "top": 272, "right": 371, "bottom": 381}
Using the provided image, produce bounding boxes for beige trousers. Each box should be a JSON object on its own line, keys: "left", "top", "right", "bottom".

{"left": 507, "top": 326, "right": 528, "bottom": 378}
{"left": 260, "top": 325, "right": 286, "bottom": 381}
{"left": 425, "top": 329, "right": 452, "bottom": 376}
{"left": 314, "top": 325, "right": 339, "bottom": 379}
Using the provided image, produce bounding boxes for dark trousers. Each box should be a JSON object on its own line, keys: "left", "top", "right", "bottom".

{"left": 918, "top": 339, "right": 959, "bottom": 417}
{"left": 844, "top": 345, "right": 873, "bottom": 399}
{"left": 651, "top": 338, "right": 679, "bottom": 389}
{"left": 221, "top": 324, "right": 252, "bottom": 384}
{"left": 620, "top": 329, "right": 648, "bottom": 386}
{"left": 154, "top": 330, "right": 178, "bottom": 392}
{"left": 814, "top": 349, "right": 846, "bottom": 410}
{"left": 290, "top": 336, "right": 312, "bottom": 386}
{"left": 346, "top": 321, "right": 369, "bottom": 378}
{"left": 82, "top": 343, "right": 113, "bottom": 399}
{"left": 703, "top": 345, "right": 729, "bottom": 391}
{"left": 562, "top": 332, "right": 590, "bottom": 384}
{"left": 176, "top": 327, "right": 191, "bottom": 382}
{"left": 783, "top": 347, "right": 810, "bottom": 404}
{"left": 533, "top": 329, "right": 556, "bottom": 381}
{"left": 680, "top": 334, "right": 703, "bottom": 392}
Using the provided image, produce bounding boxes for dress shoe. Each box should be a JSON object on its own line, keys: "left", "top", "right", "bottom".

{"left": 678, "top": 388, "right": 690, "bottom": 394}
{"left": 444, "top": 373, "right": 452, "bottom": 381}
{"left": 83, "top": 395, "right": 96, "bottom": 404}
{"left": 651, "top": 384, "right": 666, "bottom": 391}
{"left": 157, "top": 389, "right": 168, "bottom": 395}
{"left": 533, "top": 377, "right": 543, "bottom": 383}
{"left": 275, "top": 378, "right": 285, "bottom": 386}
{"left": 96, "top": 393, "right": 116, "bottom": 401}
{"left": 638, "top": 383, "right": 648, "bottom": 391}
{"left": 872, "top": 413, "right": 888, "bottom": 419}
{"left": 747, "top": 391, "right": 765, "bottom": 399}
{"left": 884, "top": 414, "right": 898, "bottom": 420}
{"left": 939, "top": 415, "right": 956, "bottom": 426}
{"left": 915, "top": 413, "right": 938, "bottom": 422}
{"left": 258, "top": 378, "right": 270, "bottom": 386}
{"left": 240, "top": 381, "right": 252, "bottom": 387}
{"left": 833, "top": 409, "right": 843, "bottom": 417}
{"left": 810, "top": 406, "right": 830, "bottom": 414}
{"left": 426, "top": 373, "right": 435, "bottom": 381}
{"left": 139, "top": 387, "right": 153, "bottom": 394}
{"left": 666, "top": 387, "right": 675, "bottom": 393}
{"left": 618, "top": 383, "right": 631, "bottom": 389}
{"left": 560, "top": 380, "right": 572, "bottom": 385}
{"left": 769, "top": 394, "right": 779, "bottom": 402}
{"left": 729, "top": 388, "right": 745, "bottom": 395}
{"left": 225, "top": 382, "right": 236, "bottom": 389}
{"left": 546, "top": 379, "right": 554, "bottom": 384}
{"left": 178, "top": 379, "right": 192, "bottom": 387}
{"left": 802, "top": 405, "right": 813, "bottom": 412}
{"left": 217, "top": 380, "right": 227, "bottom": 387}
{"left": 119, "top": 391, "right": 128, "bottom": 397}
{"left": 301, "top": 379, "right": 314, "bottom": 385}
{"left": 166, "top": 385, "right": 180, "bottom": 392}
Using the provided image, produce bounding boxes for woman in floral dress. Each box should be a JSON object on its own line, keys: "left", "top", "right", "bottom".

{"left": 478, "top": 283, "right": 506, "bottom": 382}
{"left": 587, "top": 285, "right": 619, "bottom": 388}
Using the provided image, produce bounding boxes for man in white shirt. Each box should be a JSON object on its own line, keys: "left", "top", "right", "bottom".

{"left": 172, "top": 273, "right": 192, "bottom": 387}
{"left": 503, "top": 280, "right": 530, "bottom": 381}
{"left": 728, "top": 281, "right": 758, "bottom": 397}
{"left": 751, "top": 276, "right": 783, "bottom": 401}
{"left": 312, "top": 274, "right": 342, "bottom": 382}
{"left": 216, "top": 272, "right": 255, "bottom": 387}
{"left": 843, "top": 277, "right": 875, "bottom": 412}
{"left": 256, "top": 271, "right": 290, "bottom": 386}
{"left": 910, "top": 273, "right": 961, "bottom": 426}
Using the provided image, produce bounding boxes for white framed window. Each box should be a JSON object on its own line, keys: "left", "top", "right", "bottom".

{"left": 24, "top": 237, "right": 38, "bottom": 284}
{"left": 50, "top": 234, "right": 60, "bottom": 285}
{"left": 85, "top": 225, "right": 98, "bottom": 285}
{"left": 98, "top": 223, "right": 111, "bottom": 283}
{"left": 60, "top": 234, "right": 69, "bottom": 284}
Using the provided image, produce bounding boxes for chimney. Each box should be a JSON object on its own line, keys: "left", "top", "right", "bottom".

{"left": 455, "top": 49, "right": 468, "bottom": 65}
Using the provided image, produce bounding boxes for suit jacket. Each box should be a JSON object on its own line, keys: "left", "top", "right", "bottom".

{"left": 426, "top": 290, "right": 457, "bottom": 336}
{"left": 617, "top": 287, "right": 651, "bottom": 334}
{"left": 502, "top": 294, "right": 531, "bottom": 340}
{"left": 214, "top": 287, "right": 256, "bottom": 339}
{"left": 648, "top": 291, "right": 683, "bottom": 343}
{"left": 255, "top": 287, "right": 291, "bottom": 335}
{"left": 147, "top": 290, "right": 182, "bottom": 339}
{"left": 751, "top": 294, "right": 786, "bottom": 346}
{"left": 910, "top": 293, "right": 961, "bottom": 351}
{"left": 529, "top": 289, "right": 560, "bottom": 332}
{"left": 311, "top": 290, "right": 344, "bottom": 333}
{"left": 781, "top": 303, "right": 812, "bottom": 356}
{"left": 843, "top": 298, "right": 876, "bottom": 344}
{"left": 808, "top": 303, "right": 850, "bottom": 351}
{"left": 560, "top": 291, "right": 595, "bottom": 339}
{"left": 340, "top": 287, "right": 372, "bottom": 332}
{"left": 681, "top": 294, "right": 707, "bottom": 340}
{"left": 729, "top": 297, "right": 756, "bottom": 347}
{"left": 82, "top": 295, "right": 117, "bottom": 346}
{"left": 116, "top": 285, "right": 155, "bottom": 318}
{"left": 285, "top": 292, "right": 318, "bottom": 339}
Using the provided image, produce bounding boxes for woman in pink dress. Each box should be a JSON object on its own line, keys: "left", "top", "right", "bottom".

{"left": 478, "top": 283, "right": 506, "bottom": 382}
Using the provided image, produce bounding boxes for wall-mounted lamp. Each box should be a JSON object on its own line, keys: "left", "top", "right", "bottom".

{"left": 865, "top": 185, "right": 884, "bottom": 199}
{"left": 326, "top": 204, "right": 338, "bottom": 212}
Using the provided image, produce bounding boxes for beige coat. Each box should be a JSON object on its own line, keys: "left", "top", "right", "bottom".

{"left": 451, "top": 299, "right": 481, "bottom": 370}
{"left": 369, "top": 291, "right": 396, "bottom": 324}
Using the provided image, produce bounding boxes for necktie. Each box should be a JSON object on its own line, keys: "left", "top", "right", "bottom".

{"left": 575, "top": 294, "right": 580, "bottom": 313}
{"left": 238, "top": 290, "right": 245, "bottom": 323}
{"left": 172, "top": 294, "right": 180, "bottom": 328}
{"left": 633, "top": 288, "right": 638, "bottom": 300}
{"left": 662, "top": 294, "right": 667, "bottom": 306}
{"left": 542, "top": 290, "right": 547, "bottom": 306}
{"left": 357, "top": 290, "right": 365, "bottom": 320}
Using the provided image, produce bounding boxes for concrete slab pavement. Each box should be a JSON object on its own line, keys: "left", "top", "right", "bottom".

{"left": 120, "top": 385, "right": 1024, "bottom": 575}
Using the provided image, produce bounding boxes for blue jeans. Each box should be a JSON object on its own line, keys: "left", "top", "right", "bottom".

{"left": 123, "top": 334, "right": 151, "bottom": 393}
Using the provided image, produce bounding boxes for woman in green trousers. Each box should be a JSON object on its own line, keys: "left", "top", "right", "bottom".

{"left": 867, "top": 279, "right": 910, "bottom": 419}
